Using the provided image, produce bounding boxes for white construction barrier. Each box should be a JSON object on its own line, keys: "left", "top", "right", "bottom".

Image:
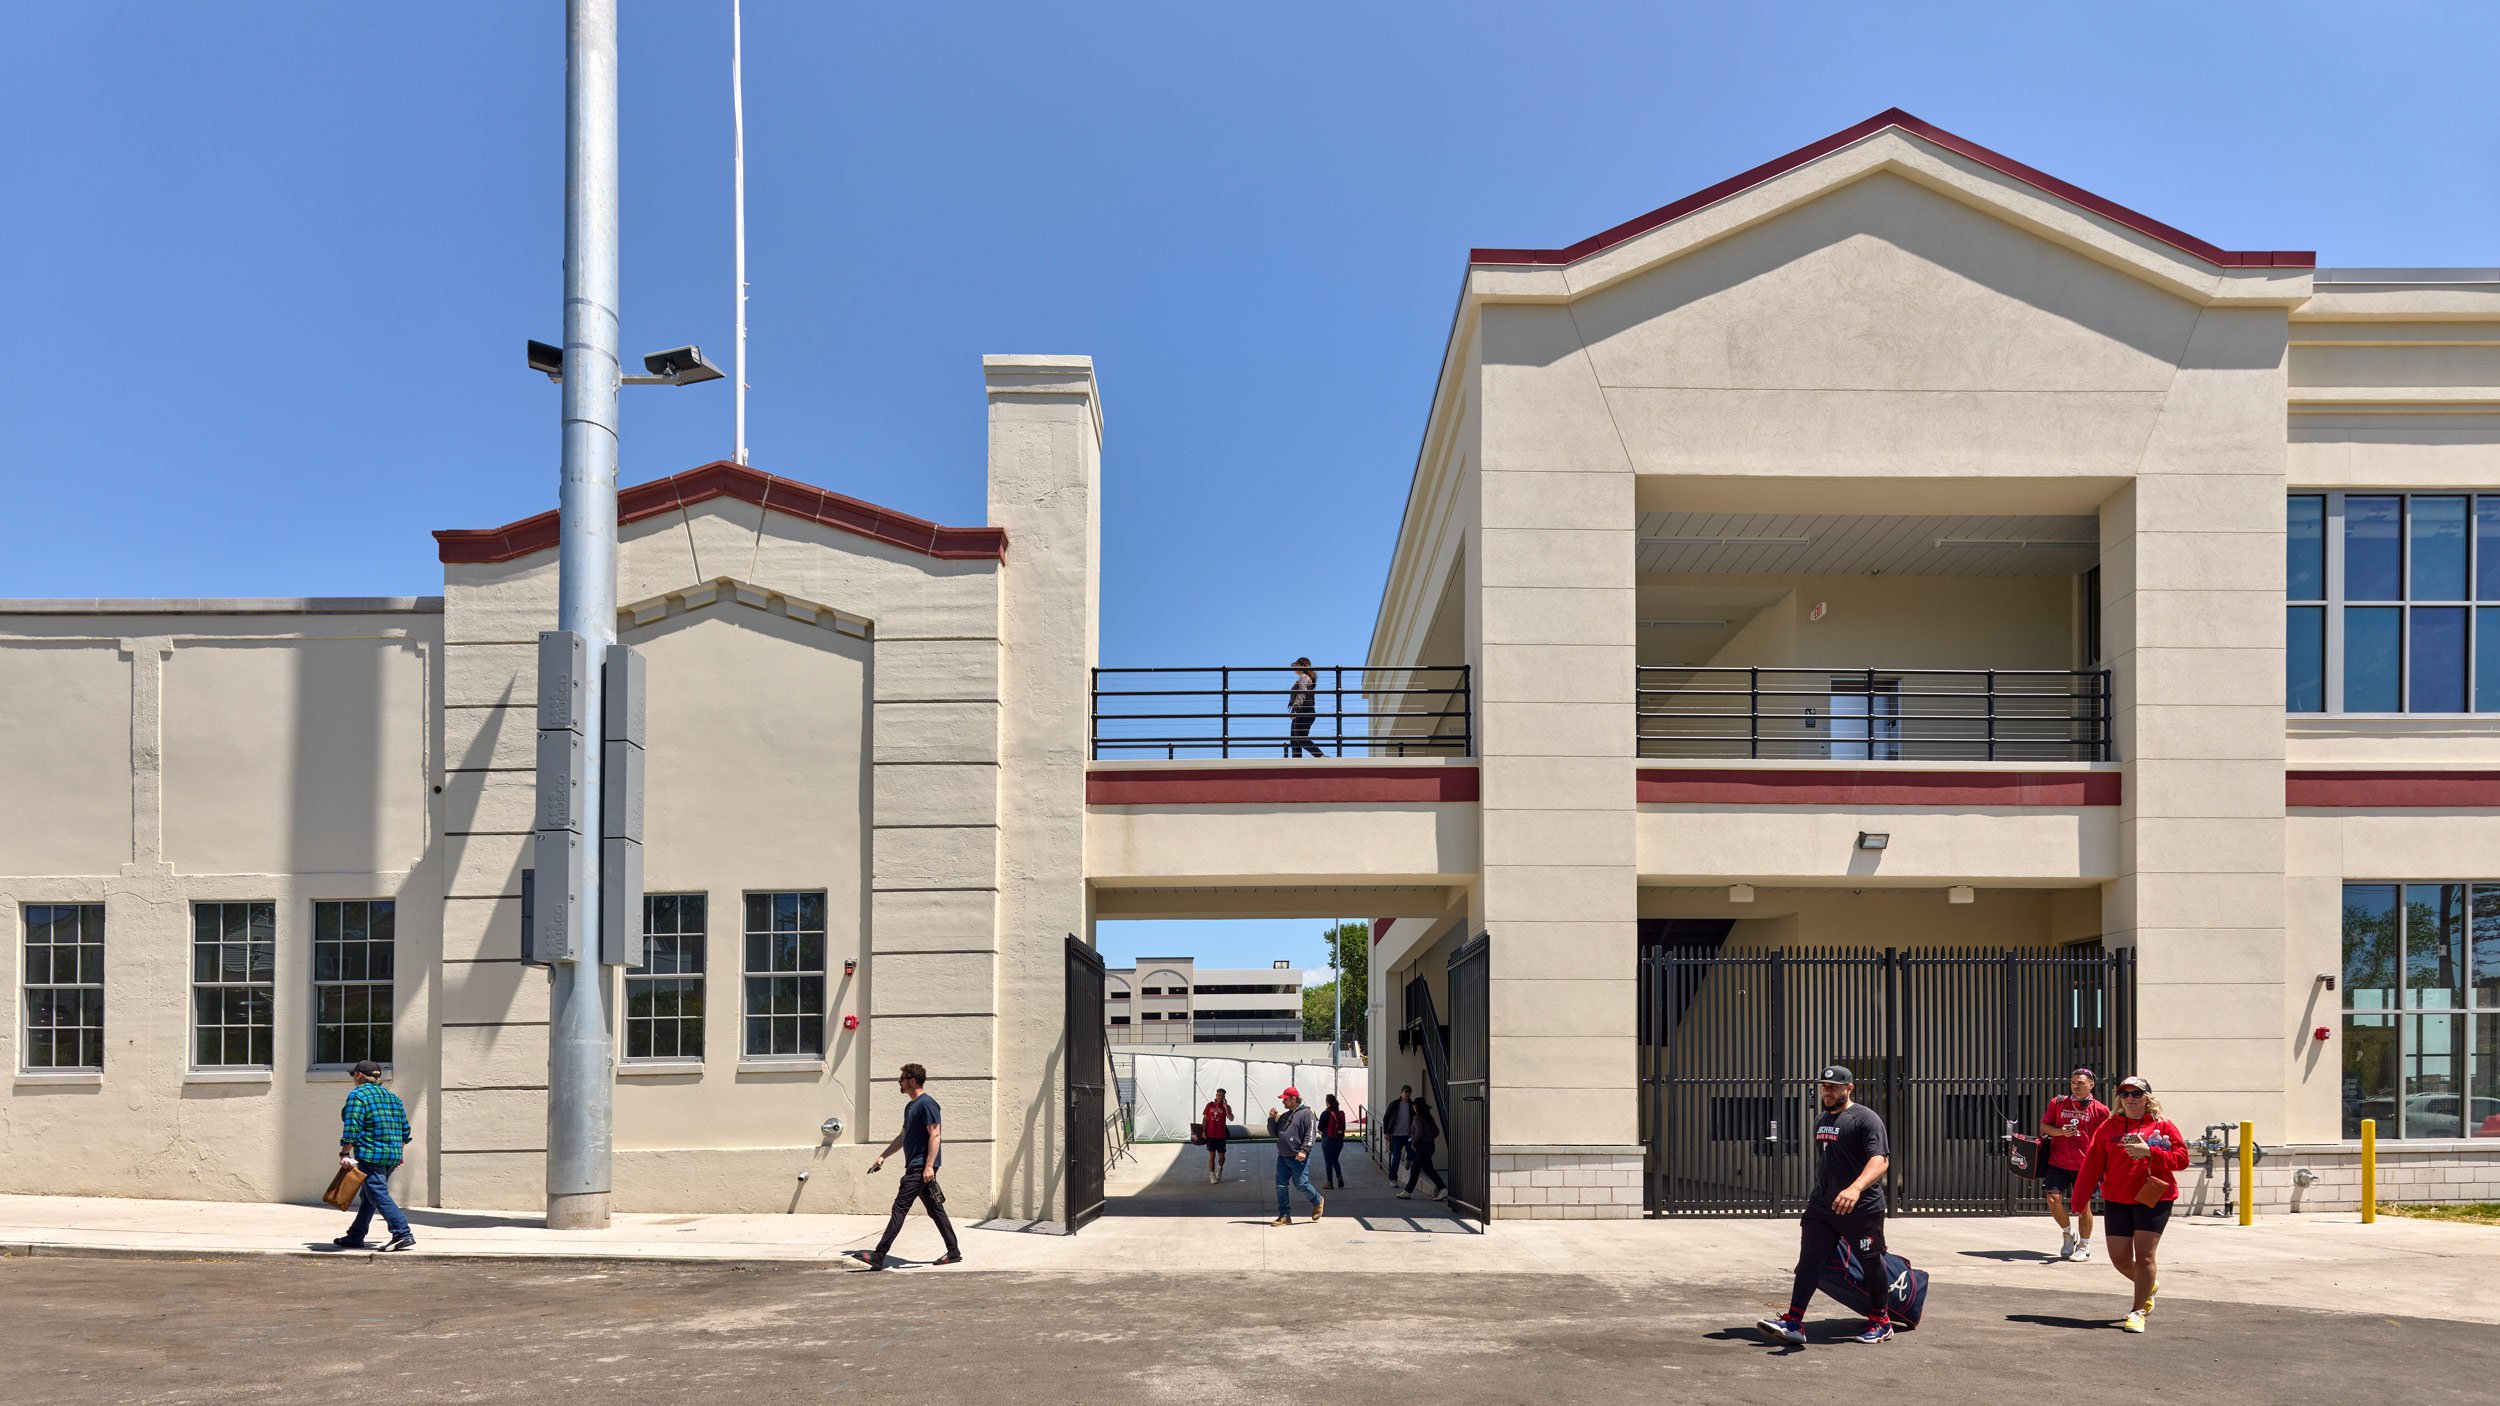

{"left": 1191, "top": 1057, "right": 1249, "bottom": 1137}
{"left": 1125, "top": 1051, "right": 1371, "bottom": 1141}
{"left": 1130, "top": 1052, "right": 1202, "bottom": 1142}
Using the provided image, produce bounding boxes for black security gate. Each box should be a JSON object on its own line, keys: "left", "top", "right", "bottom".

{"left": 1641, "top": 944, "right": 2134, "bottom": 1216}
{"left": 1065, "top": 934, "right": 1107, "bottom": 1231}
{"left": 1445, "top": 933, "right": 1491, "bottom": 1223}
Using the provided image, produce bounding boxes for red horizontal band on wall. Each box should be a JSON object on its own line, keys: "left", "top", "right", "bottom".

{"left": 433, "top": 460, "right": 1009, "bottom": 565}
{"left": 2287, "top": 771, "right": 2500, "bottom": 808}
{"left": 1372, "top": 918, "right": 1391, "bottom": 946}
{"left": 1088, "top": 766, "right": 1480, "bottom": 806}
{"left": 1469, "top": 108, "right": 2313, "bottom": 271}
{"left": 1638, "top": 768, "right": 2120, "bottom": 807}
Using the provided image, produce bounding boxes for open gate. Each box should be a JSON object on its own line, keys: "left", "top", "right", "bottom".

{"left": 1445, "top": 933, "right": 1491, "bottom": 1223}
{"left": 1641, "top": 944, "right": 2134, "bottom": 1216}
{"left": 1065, "top": 934, "right": 1106, "bottom": 1231}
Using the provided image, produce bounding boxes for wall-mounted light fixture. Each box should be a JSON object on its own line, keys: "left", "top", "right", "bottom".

{"left": 1729, "top": 884, "right": 1755, "bottom": 903}
{"left": 1948, "top": 885, "right": 1975, "bottom": 905}
{"left": 1856, "top": 832, "right": 1890, "bottom": 851}
{"left": 2318, "top": 972, "right": 2336, "bottom": 992}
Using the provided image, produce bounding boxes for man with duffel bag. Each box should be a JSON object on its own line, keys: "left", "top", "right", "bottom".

{"left": 1757, "top": 1064, "right": 1921, "bottom": 1346}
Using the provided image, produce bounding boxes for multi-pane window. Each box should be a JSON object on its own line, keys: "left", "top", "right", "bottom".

{"left": 2341, "top": 883, "right": 2500, "bottom": 1139}
{"left": 22, "top": 904, "right": 105, "bottom": 1071}
{"left": 2290, "top": 493, "right": 2500, "bottom": 713}
{"left": 627, "top": 894, "right": 706, "bottom": 1061}
{"left": 192, "top": 902, "right": 275, "bottom": 1068}
{"left": 313, "top": 899, "right": 394, "bottom": 1068}
{"left": 742, "top": 891, "right": 825, "bottom": 1058}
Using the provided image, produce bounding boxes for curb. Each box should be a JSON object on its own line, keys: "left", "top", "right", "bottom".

{"left": 1, "top": 1240, "right": 850, "bottom": 1271}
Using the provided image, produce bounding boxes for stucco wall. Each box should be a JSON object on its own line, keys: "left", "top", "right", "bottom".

{"left": 0, "top": 606, "right": 439, "bottom": 1206}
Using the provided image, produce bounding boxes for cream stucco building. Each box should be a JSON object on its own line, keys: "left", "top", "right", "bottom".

{"left": 7, "top": 112, "right": 2497, "bottom": 1225}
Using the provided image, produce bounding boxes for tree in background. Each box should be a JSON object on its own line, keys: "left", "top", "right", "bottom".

{"left": 1300, "top": 920, "right": 1371, "bottom": 1050}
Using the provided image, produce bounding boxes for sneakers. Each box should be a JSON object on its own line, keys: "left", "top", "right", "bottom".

{"left": 1395, "top": 1189, "right": 1412, "bottom": 1199}
{"left": 330, "top": 1236, "right": 372, "bottom": 1250}
{"left": 2120, "top": 1310, "right": 2147, "bottom": 1334}
{"left": 2073, "top": 1238, "right": 2093, "bottom": 1262}
{"left": 2059, "top": 1230, "right": 2077, "bottom": 1260}
{"left": 1312, "top": 1197, "right": 1327, "bottom": 1222}
{"left": 845, "top": 1250, "right": 888, "bottom": 1272}
{"left": 1269, "top": 1216, "right": 1292, "bottom": 1227}
{"left": 1854, "top": 1319, "right": 1894, "bottom": 1345}
{"left": 382, "top": 1234, "right": 417, "bottom": 1253}
{"left": 1755, "top": 1315, "right": 1807, "bottom": 1347}
{"left": 932, "top": 1250, "right": 964, "bottom": 1266}
{"left": 2143, "top": 1279, "right": 2159, "bottom": 1313}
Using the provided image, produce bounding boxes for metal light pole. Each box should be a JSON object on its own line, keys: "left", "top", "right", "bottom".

{"left": 548, "top": 0, "right": 621, "bottom": 1231}
{"left": 730, "top": 0, "right": 748, "bottom": 464}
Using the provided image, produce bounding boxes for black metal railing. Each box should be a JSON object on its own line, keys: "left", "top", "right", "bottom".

{"left": 1634, "top": 666, "right": 2111, "bottom": 762}
{"left": 1091, "top": 664, "right": 1472, "bottom": 760}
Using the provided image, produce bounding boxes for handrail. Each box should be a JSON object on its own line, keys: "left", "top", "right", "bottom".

{"left": 1408, "top": 982, "right": 1452, "bottom": 1130}
{"left": 1634, "top": 665, "right": 2112, "bottom": 762}
{"left": 1093, "top": 663, "right": 1472, "bottom": 760}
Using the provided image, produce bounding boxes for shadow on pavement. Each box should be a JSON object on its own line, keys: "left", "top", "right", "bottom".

{"left": 2006, "top": 1312, "right": 2117, "bottom": 1331}
{"left": 1961, "top": 1248, "right": 2061, "bottom": 1262}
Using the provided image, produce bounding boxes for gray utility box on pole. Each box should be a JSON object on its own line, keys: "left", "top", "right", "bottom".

{"left": 530, "top": 634, "right": 643, "bottom": 966}
{"left": 531, "top": 631, "right": 589, "bottom": 964}
{"left": 599, "top": 643, "right": 645, "bottom": 966}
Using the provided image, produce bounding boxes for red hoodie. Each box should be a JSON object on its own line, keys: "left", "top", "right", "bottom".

{"left": 2072, "top": 1113, "right": 2190, "bottom": 1214}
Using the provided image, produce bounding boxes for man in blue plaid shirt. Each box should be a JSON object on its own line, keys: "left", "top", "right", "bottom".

{"left": 334, "top": 1059, "right": 416, "bottom": 1252}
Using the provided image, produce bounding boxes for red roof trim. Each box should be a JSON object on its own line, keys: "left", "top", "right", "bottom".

{"left": 2287, "top": 770, "right": 2500, "bottom": 809}
{"left": 1469, "top": 108, "right": 2313, "bottom": 272}
{"left": 1638, "top": 768, "right": 2120, "bottom": 808}
{"left": 1087, "top": 766, "right": 1480, "bottom": 807}
{"left": 432, "top": 460, "right": 1008, "bottom": 565}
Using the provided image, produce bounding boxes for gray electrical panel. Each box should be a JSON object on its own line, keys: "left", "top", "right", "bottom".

{"left": 599, "top": 643, "right": 645, "bottom": 966}
{"left": 532, "top": 630, "right": 589, "bottom": 964}
{"left": 529, "top": 830, "right": 582, "bottom": 962}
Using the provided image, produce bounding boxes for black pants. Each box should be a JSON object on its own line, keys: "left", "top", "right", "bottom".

{"left": 1789, "top": 1205, "right": 1887, "bottom": 1317}
{"left": 873, "top": 1168, "right": 959, "bottom": 1258}
{"left": 1289, "top": 707, "right": 1323, "bottom": 757}
{"left": 1321, "top": 1136, "right": 1344, "bottom": 1182}
{"left": 1404, "top": 1140, "right": 1446, "bottom": 1195}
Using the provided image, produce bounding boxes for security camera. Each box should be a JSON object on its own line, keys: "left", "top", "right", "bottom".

{"left": 642, "top": 345, "right": 724, "bottom": 384}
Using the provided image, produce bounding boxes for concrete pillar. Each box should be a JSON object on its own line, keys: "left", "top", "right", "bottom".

{"left": 2100, "top": 306, "right": 2292, "bottom": 1137}
{"left": 1472, "top": 307, "right": 1643, "bottom": 1217}
{"left": 982, "top": 355, "right": 1102, "bottom": 1224}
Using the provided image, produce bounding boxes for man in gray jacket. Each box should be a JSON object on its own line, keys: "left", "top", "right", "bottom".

{"left": 1267, "top": 1086, "right": 1326, "bottom": 1226}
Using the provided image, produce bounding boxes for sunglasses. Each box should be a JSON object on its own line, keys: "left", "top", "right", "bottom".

{"left": 2118, "top": 1089, "right": 2147, "bottom": 1097}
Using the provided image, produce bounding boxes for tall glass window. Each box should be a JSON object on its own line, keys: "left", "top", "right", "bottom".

{"left": 742, "top": 891, "right": 826, "bottom": 1059}
{"left": 22, "top": 904, "right": 106, "bottom": 1071}
{"left": 313, "top": 899, "right": 394, "bottom": 1068}
{"left": 2342, "top": 881, "right": 2500, "bottom": 1139}
{"left": 192, "top": 901, "right": 275, "bottom": 1069}
{"left": 2292, "top": 493, "right": 2500, "bottom": 714}
{"left": 626, "top": 894, "right": 706, "bottom": 1061}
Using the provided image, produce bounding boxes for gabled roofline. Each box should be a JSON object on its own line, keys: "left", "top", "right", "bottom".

{"left": 1468, "top": 108, "right": 2314, "bottom": 271}
{"left": 433, "top": 460, "right": 1009, "bottom": 565}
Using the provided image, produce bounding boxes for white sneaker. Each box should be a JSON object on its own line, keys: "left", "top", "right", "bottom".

{"left": 2073, "top": 1239, "right": 2093, "bottom": 1262}
{"left": 2060, "top": 1231, "right": 2076, "bottom": 1259}
{"left": 1396, "top": 1190, "right": 1412, "bottom": 1199}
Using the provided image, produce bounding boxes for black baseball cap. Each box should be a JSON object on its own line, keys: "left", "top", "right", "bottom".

{"left": 351, "top": 1059, "right": 385, "bottom": 1077}
{"left": 1819, "top": 1064, "right": 1853, "bottom": 1085}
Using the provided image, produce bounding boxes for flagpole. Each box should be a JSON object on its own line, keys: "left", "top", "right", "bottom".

{"left": 730, "top": 0, "right": 748, "bottom": 464}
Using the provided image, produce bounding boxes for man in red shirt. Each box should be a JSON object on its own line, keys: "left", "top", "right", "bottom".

{"left": 2039, "top": 1067, "right": 2110, "bottom": 1260}
{"left": 1201, "top": 1089, "right": 1234, "bottom": 1184}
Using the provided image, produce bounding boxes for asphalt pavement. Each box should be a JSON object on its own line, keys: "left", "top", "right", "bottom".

{"left": 4, "top": 1254, "right": 2493, "bottom": 1405}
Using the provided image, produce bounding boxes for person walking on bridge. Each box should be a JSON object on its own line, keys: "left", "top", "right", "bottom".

{"left": 1267, "top": 1086, "right": 1326, "bottom": 1225}
{"left": 1286, "top": 658, "right": 1324, "bottom": 758}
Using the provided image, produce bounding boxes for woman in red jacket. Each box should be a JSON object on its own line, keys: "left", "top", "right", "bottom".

{"left": 2070, "top": 1075, "right": 2191, "bottom": 1334}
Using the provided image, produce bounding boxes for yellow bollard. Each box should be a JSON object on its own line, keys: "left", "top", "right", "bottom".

{"left": 2360, "top": 1118, "right": 2377, "bottom": 1223}
{"left": 2239, "top": 1120, "right": 2255, "bottom": 1225}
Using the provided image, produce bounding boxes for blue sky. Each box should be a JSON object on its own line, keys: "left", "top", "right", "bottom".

{"left": 7, "top": 3, "right": 2495, "bottom": 971}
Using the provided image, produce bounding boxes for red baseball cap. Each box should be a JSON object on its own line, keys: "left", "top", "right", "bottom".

{"left": 1280, "top": 1086, "right": 1301, "bottom": 1100}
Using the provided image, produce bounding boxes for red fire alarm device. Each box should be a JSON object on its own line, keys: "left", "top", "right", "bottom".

{"left": 2313, "top": 1025, "right": 2331, "bottom": 1042}
{"left": 843, "top": 1014, "right": 860, "bottom": 1030}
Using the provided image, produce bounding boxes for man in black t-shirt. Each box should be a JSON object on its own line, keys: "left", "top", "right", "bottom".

{"left": 1757, "top": 1065, "right": 1895, "bottom": 1346}
{"left": 847, "top": 1062, "right": 963, "bottom": 1271}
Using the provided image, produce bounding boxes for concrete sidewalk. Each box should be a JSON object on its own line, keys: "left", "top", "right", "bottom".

{"left": 5, "top": 1143, "right": 2494, "bottom": 1325}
